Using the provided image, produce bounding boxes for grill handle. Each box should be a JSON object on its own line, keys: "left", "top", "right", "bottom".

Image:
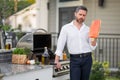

{"left": 50, "top": 62, "right": 57, "bottom": 65}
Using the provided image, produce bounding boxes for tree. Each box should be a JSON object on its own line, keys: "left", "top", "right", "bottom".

{"left": 0, "top": 0, "right": 14, "bottom": 26}
{"left": 14, "top": 0, "right": 18, "bottom": 12}
{"left": 27, "top": 0, "right": 36, "bottom": 4}
{"left": 0, "top": 0, "right": 34, "bottom": 27}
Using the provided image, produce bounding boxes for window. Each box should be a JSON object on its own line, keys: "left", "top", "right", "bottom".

{"left": 59, "top": 7, "right": 77, "bottom": 32}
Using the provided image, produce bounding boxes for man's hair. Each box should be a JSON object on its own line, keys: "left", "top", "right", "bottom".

{"left": 75, "top": 6, "right": 88, "bottom": 13}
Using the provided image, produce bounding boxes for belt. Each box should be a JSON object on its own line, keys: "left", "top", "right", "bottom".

{"left": 70, "top": 52, "right": 91, "bottom": 58}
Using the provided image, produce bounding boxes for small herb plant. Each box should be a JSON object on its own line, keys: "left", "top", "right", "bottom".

{"left": 13, "top": 48, "right": 31, "bottom": 55}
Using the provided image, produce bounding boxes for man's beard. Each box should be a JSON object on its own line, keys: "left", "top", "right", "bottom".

{"left": 76, "top": 18, "right": 84, "bottom": 24}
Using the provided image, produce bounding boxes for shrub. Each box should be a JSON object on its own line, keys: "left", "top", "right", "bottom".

{"left": 90, "top": 61, "right": 105, "bottom": 80}
{"left": 102, "top": 61, "right": 110, "bottom": 76}
{"left": 90, "top": 53, "right": 110, "bottom": 80}
{"left": 116, "top": 64, "right": 120, "bottom": 79}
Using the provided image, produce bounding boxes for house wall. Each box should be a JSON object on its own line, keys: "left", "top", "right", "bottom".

{"left": 48, "top": 0, "right": 83, "bottom": 33}
{"left": 7, "top": 4, "right": 37, "bottom": 32}
{"left": 36, "top": 0, "right": 48, "bottom": 31}
{"left": 49, "top": 0, "right": 120, "bottom": 34}
{"left": 84, "top": 0, "right": 120, "bottom": 34}
{"left": 7, "top": 0, "right": 49, "bottom": 32}
{"left": 48, "top": 0, "right": 57, "bottom": 33}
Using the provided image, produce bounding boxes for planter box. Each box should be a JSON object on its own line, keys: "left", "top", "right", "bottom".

{"left": 12, "top": 54, "right": 27, "bottom": 64}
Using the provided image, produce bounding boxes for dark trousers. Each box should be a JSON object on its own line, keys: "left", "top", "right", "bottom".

{"left": 70, "top": 53, "right": 92, "bottom": 80}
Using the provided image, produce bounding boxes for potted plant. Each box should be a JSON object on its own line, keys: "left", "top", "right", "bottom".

{"left": 12, "top": 48, "right": 31, "bottom": 64}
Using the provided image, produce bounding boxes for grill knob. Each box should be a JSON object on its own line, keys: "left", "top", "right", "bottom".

{"left": 55, "top": 68, "right": 59, "bottom": 72}
{"left": 59, "top": 67, "right": 63, "bottom": 71}
{"left": 62, "top": 66, "right": 66, "bottom": 70}
{"left": 66, "top": 65, "right": 69, "bottom": 69}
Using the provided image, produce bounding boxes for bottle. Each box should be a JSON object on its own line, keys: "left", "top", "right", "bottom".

{"left": 5, "top": 44, "right": 8, "bottom": 50}
{"left": 41, "top": 47, "right": 50, "bottom": 65}
{"left": 63, "top": 51, "right": 67, "bottom": 60}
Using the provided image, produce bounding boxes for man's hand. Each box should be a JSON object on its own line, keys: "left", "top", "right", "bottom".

{"left": 54, "top": 55, "right": 61, "bottom": 69}
{"left": 91, "top": 38, "right": 97, "bottom": 46}
{"left": 55, "top": 61, "right": 61, "bottom": 69}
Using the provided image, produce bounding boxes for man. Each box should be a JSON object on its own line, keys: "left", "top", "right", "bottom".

{"left": 54, "top": 6, "right": 97, "bottom": 80}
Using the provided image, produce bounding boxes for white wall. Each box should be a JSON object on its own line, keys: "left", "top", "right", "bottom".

{"left": 7, "top": 0, "right": 49, "bottom": 32}
{"left": 48, "top": 0, "right": 57, "bottom": 33}
{"left": 7, "top": 4, "right": 37, "bottom": 32}
{"left": 36, "top": 0, "right": 48, "bottom": 32}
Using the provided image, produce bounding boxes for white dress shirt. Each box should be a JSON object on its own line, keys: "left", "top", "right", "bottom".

{"left": 55, "top": 21, "right": 97, "bottom": 56}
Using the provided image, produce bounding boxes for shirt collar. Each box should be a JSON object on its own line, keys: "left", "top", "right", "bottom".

{"left": 69, "top": 20, "right": 86, "bottom": 29}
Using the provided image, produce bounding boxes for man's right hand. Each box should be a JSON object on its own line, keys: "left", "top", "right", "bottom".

{"left": 54, "top": 54, "right": 61, "bottom": 69}
{"left": 55, "top": 61, "right": 61, "bottom": 69}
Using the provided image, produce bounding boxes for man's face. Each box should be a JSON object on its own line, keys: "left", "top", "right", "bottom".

{"left": 74, "top": 10, "right": 87, "bottom": 24}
